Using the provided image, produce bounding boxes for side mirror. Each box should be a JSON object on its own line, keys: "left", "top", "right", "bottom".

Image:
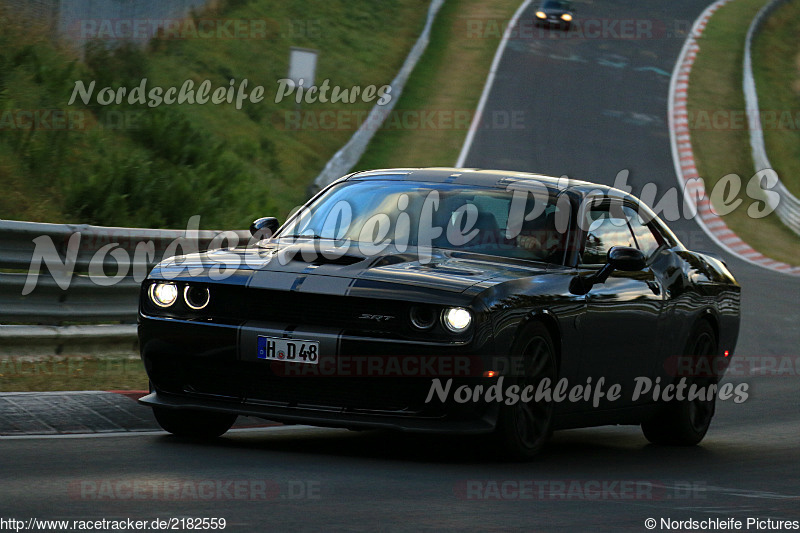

{"left": 250, "top": 217, "right": 280, "bottom": 238}
{"left": 569, "top": 246, "right": 645, "bottom": 295}
{"left": 607, "top": 246, "right": 646, "bottom": 272}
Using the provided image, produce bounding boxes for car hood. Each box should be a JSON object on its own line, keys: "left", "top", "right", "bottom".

{"left": 149, "top": 241, "right": 552, "bottom": 295}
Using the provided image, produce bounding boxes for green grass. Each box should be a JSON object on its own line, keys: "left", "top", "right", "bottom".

{"left": 751, "top": 0, "right": 800, "bottom": 198}
{"left": 0, "top": 356, "right": 148, "bottom": 391}
{"left": 0, "top": 0, "right": 429, "bottom": 229}
{"left": 356, "top": 0, "right": 519, "bottom": 169}
{"left": 688, "top": 0, "right": 799, "bottom": 266}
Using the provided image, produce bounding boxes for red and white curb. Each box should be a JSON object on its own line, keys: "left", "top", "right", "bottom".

{"left": 668, "top": 0, "right": 800, "bottom": 276}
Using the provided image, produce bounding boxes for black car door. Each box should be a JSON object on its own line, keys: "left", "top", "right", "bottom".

{"left": 573, "top": 203, "right": 666, "bottom": 409}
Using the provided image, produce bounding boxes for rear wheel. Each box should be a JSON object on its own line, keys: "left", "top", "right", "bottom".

{"left": 153, "top": 406, "right": 237, "bottom": 438}
{"left": 494, "top": 322, "right": 557, "bottom": 460}
{"left": 642, "top": 320, "right": 718, "bottom": 445}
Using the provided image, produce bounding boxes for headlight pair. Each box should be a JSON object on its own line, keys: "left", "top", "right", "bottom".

{"left": 410, "top": 305, "right": 472, "bottom": 333}
{"left": 149, "top": 282, "right": 210, "bottom": 310}
{"left": 535, "top": 11, "right": 572, "bottom": 21}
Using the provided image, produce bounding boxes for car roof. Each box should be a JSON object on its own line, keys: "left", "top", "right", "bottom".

{"left": 540, "top": 0, "right": 571, "bottom": 7}
{"left": 341, "top": 167, "right": 630, "bottom": 201}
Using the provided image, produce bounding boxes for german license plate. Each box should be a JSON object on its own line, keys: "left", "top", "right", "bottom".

{"left": 257, "top": 336, "right": 320, "bottom": 365}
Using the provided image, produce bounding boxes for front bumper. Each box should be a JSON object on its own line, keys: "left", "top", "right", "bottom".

{"left": 139, "top": 314, "right": 503, "bottom": 434}
{"left": 139, "top": 390, "right": 496, "bottom": 434}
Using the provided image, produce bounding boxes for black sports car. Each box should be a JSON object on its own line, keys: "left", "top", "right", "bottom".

{"left": 139, "top": 168, "right": 740, "bottom": 459}
{"left": 534, "top": 0, "right": 575, "bottom": 30}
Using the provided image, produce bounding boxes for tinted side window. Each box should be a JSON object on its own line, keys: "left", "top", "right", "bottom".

{"left": 581, "top": 210, "right": 636, "bottom": 265}
{"left": 624, "top": 207, "right": 662, "bottom": 257}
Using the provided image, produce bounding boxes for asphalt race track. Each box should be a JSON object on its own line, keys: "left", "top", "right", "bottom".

{"left": 2, "top": 1, "right": 799, "bottom": 531}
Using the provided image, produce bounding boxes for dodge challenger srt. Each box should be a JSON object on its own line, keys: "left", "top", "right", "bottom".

{"left": 138, "top": 168, "right": 740, "bottom": 459}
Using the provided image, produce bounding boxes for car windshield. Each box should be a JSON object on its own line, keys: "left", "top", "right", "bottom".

{"left": 279, "top": 180, "right": 571, "bottom": 264}
{"left": 543, "top": 1, "right": 569, "bottom": 9}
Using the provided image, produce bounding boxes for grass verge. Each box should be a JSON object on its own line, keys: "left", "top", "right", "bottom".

{"left": 688, "top": 0, "right": 799, "bottom": 266}
{"left": 356, "top": 0, "right": 520, "bottom": 169}
{"left": 751, "top": 0, "right": 800, "bottom": 198}
{"left": 0, "top": 0, "right": 429, "bottom": 229}
{"left": 0, "top": 356, "right": 148, "bottom": 392}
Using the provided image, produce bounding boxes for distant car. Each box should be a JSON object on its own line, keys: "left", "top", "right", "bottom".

{"left": 139, "top": 168, "right": 740, "bottom": 460}
{"left": 535, "top": 0, "right": 575, "bottom": 30}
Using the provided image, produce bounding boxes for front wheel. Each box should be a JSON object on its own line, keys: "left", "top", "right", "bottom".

{"left": 493, "top": 322, "right": 557, "bottom": 460}
{"left": 641, "top": 320, "right": 718, "bottom": 445}
{"left": 153, "top": 406, "right": 237, "bottom": 438}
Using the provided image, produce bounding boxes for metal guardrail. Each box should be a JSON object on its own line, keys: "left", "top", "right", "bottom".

{"left": 0, "top": 324, "right": 140, "bottom": 357}
{"left": 0, "top": 272, "right": 140, "bottom": 323}
{"left": 0, "top": 219, "right": 248, "bottom": 354}
{"left": 743, "top": 0, "right": 800, "bottom": 236}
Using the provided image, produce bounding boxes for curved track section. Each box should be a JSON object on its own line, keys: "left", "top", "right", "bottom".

{"left": 668, "top": 0, "right": 800, "bottom": 274}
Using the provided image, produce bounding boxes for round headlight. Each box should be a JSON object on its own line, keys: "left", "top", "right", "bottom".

{"left": 535, "top": 10, "right": 546, "bottom": 18}
{"left": 442, "top": 307, "right": 472, "bottom": 333}
{"left": 184, "top": 285, "right": 210, "bottom": 310}
{"left": 150, "top": 282, "right": 178, "bottom": 308}
{"left": 561, "top": 13, "right": 572, "bottom": 21}
{"left": 410, "top": 305, "right": 437, "bottom": 330}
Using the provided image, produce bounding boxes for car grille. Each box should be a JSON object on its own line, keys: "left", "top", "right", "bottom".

{"left": 216, "top": 287, "right": 409, "bottom": 333}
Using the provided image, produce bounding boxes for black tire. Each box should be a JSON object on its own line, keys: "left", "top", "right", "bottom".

{"left": 494, "top": 322, "right": 557, "bottom": 460}
{"left": 153, "top": 406, "right": 236, "bottom": 438}
{"left": 641, "top": 320, "right": 717, "bottom": 445}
